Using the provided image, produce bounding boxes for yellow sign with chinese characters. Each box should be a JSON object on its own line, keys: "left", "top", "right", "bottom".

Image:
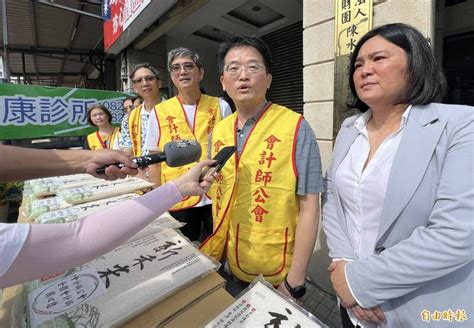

{"left": 335, "top": 0, "right": 373, "bottom": 56}
{"left": 333, "top": 0, "right": 373, "bottom": 139}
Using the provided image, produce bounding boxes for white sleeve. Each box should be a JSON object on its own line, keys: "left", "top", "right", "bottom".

{"left": 143, "top": 114, "right": 160, "bottom": 152}
{"left": 0, "top": 223, "right": 30, "bottom": 277}
{"left": 218, "top": 98, "right": 233, "bottom": 118}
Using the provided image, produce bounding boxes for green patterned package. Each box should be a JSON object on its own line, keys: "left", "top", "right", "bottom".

{"left": 37, "top": 193, "right": 140, "bottom": 224}
{"left": 58, "top": 178, "right": 153, "bottom": 205}
{"left": 29, "top": 196, "right": 71, "bottom": 219}
{"left": 30, "top": 176, "right": 102, "bottom": 199}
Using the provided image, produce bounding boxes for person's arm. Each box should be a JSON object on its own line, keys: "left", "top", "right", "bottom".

{"left": 0, "top": 160, "right": 215, "bottom": 288}
{"left": 321, "top": 119, "right": 359, "bottom": 260}
{"left": 277, "top": 119, "right": 321, "bottom": 298}
{"left": 0, "top": 145, "right": 138, "bottom": 182}
{"left": 322, "top": 169, "right": 358, "bottom": 260}
{"left": 278, "top": 193, "right": 319, "bottom": 297}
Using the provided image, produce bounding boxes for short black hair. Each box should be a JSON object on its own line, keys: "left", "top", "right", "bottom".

{"left": 129, "top": 63, "right": 160, "bottom": 81}
{"left": 132, "top": 96, "right": 143, "bottom": 105}
{"left": 87, "top": 104, "right": 112, "bottom": 126}
{"left": 217, "top": 34, "right": 272, "bottom": 74}
{"left": 348, "top": 23, "right": 447, "bottom": 112}
{"left": 122, "top": 97, "right": 134, "bottom": 106}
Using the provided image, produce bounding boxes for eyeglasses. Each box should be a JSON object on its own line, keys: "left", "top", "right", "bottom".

{"left": 169, "top": 62, "right": 197, "bottom": 73}
{"left": 132, "top": 75, "right": 157, "bottom": 84}
{"left": 123, "top": 105, "right": 134, "bottom": 110}
{"left": 223, "top": 62, "right": 265, "bottom": 76}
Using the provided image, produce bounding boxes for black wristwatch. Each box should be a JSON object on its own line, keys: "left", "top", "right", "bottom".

{"left": 283, "top": 275, "right": 306, "bottom": 299}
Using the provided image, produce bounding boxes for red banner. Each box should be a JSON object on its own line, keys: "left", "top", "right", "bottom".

{"left": 103, "top": 1, "right": 124, "bottom": 52}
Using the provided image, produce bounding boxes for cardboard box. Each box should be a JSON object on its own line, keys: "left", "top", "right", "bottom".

{"left": 163, "top": 287, "right": 234, "bottom": 328}
{"left": 0, "top": 284, "right": 23, "bottom": 327}
{"left": 122, "top": 272, "right": 233, "bottom": 328}
{"left": 0, "top": 274, "right": 234, "bottom": 328}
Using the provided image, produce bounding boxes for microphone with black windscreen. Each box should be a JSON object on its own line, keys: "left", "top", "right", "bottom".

{"left": 199, "top": 146, "right": 236, "bottom": 181}
{"left": 95, "top": 140, "right": 202, "bottom": 174}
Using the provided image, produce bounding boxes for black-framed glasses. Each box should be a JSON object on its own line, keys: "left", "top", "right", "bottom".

{"left": 123, "top": 105, "right": 134, "bottom": 110}
{"left": 132, "top": 75, "right": 157, "bottom": 84}
{"left": 169, "top": 62, "right": 197, "bottom": 73}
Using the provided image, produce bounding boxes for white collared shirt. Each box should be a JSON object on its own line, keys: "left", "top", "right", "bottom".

{"left": 335, "top": 106, "right": 412, "bottom": 326}
{"left": 143, "top": 98, "right": 232, "bottom": 208}
{"left": 119, "top": 103, "right": 154, "bottom": 156}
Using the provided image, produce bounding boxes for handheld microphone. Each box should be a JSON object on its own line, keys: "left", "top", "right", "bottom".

{"left": 199, "top": 146, "right": 236, "bottom": 181}
{"left": 96, "top": 140, "right": 202, "bottom": 174}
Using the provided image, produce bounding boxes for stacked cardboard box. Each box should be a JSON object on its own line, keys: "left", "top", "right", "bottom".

{"left": 123, "top": 272, "right": 234, "bottom": 327}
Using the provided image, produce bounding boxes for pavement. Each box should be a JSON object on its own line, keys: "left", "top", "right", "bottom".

{"left": 301, "top": 278, "right": 342, "bottom": 327}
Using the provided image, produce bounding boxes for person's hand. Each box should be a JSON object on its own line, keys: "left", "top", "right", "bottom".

{"left": 276, "top": 272, "right": 305, "bottom": 305}
{"left": 276, "top": 282, "right": 305, "bottom": 305}
{"left": 173, "top": 160, "right": 216, "bottom": 197}
{"left": 86, "top": 149, "right": 138, "bottom": 180}
{"left": 277, "top": 281, "right": 294, "bottom": 299}
{"left": 350, "top": 305, "right": 386, "bottom": 325}
{"left": 328, "top": 260, "right": 357, "bottom": 308}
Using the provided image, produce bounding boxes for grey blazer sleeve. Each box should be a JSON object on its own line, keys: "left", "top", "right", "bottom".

{"left": 345, "top": 109, "right": 474, "bottom": 308}
{"left": 322, "top": 118, "right": 358, "bottom": 260}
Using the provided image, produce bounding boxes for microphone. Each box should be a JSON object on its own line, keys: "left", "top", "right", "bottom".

{"left": 96, "top": 140, "right": 202, "bottom": 174}
{"left": 199, "top": 146, "right": 236, "bottom": 181}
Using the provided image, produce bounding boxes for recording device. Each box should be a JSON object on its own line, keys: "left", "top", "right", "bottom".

{"left": 199, "top": 146, "right": 236, "bottom": 181}
{"left": 96, "top": 140, "right": 202, "bottom": 174}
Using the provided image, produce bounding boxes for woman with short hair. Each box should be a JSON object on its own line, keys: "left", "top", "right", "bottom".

{"left": 323, "top": 23, "right": 473, "bottom": 327}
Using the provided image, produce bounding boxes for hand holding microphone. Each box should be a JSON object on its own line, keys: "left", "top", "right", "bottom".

{"left": 199, "top": 146, "right": 236, "bottom": 182}
{"left": 95, "top": 140, "right": 202, "bottom": 174}
{"left": 86, "top": 150, "right": 138, "bottom": 180}
{"left": 94, "top": 140, "right": 235, "bottom": 197}
{"left": 174, "top": 159, "right": 216, "bottom": 197}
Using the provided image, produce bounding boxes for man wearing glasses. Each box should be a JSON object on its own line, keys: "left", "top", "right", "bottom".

{"left": 119, "top": 63, "right": 162, "bottom": 157}
{"left": 200, "top": 35, "right": 323, "bottom": 301}
{"left": 144, "top": 47, "right": 232, "bottom": 242}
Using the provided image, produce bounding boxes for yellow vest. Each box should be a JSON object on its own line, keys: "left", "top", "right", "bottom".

{"left": 154, "top": 95, "right": 222, "bottom": 211}
{"left": 86, "top": 127, "right": 120, "bottom": 150}
{"left": 200, "top": 103, "right": 302, "bottom": 285}
{"left": 128, "top": 104, "right": 144, "bottom": 157}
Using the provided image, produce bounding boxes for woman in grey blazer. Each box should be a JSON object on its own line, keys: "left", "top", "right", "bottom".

{"left": 323, "top": 23, "right": 473, "bottom": 327}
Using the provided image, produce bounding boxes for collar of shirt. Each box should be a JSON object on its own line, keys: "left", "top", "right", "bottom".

{"left": 141, "top": 103, "right": 153, "bottom": 115}
{"left": 354, "top": 105, "right": 413, "bottom": 134}
{"left": 238, "top": 101, "right": 269, "bottom": 130}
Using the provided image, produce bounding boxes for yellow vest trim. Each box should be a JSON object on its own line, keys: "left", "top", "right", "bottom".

{"left": 154, "top": 95, "right": 222, "bottom": 211}
{"left": 87, "top": 127, "right": 120, "bottom": 150}
{"left": 128, "top": 105, "right": 143, "bottom": 157}
{"left": 200, "top": 103, "right": 302, "bottom": 285}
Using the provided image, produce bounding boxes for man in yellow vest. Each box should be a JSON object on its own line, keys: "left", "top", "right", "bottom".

{"left": 119, "top": 63, "right": 162, "bottom": 157}
{"left": 143, "top": 48, "right": 232, "bottom": 241}
{"left": 200, "top": 35, "right": 324, "bottom": 301}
